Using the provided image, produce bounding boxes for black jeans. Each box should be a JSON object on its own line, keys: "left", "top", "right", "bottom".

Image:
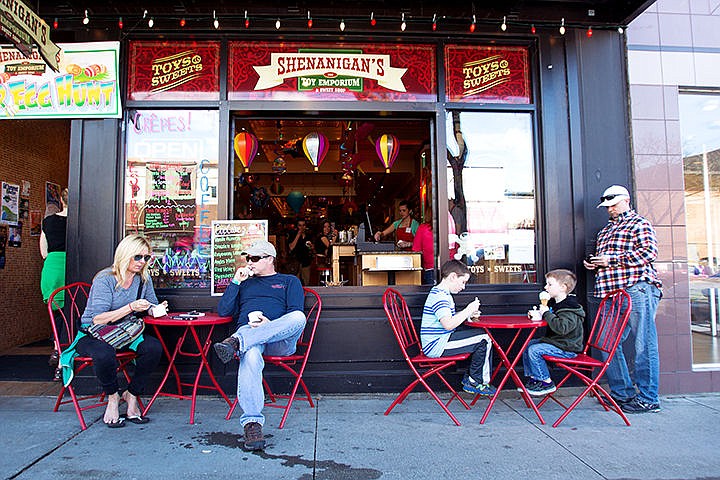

{"left": 76, "top": 334, "right": 162, "bottom": 396}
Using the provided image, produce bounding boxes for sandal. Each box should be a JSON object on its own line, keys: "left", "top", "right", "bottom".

{"left": 121, "top": 414, "right": 150, "bottom": 424}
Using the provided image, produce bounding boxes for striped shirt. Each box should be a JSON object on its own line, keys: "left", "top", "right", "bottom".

{"left": 420, "top": 286, "right": 454, "bottom": 357}
{"left": 593, "top": 209, "right": 662, "bottom": 297}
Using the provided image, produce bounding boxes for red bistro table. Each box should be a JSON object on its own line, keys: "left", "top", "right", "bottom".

{"left": 467, "top": 315, "right": 547, "bottom": 424}
{"left": 142, "top": 313, "right": 234, "bottom": 424}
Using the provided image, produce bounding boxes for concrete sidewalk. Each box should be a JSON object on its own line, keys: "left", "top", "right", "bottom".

{"left": 2, "top": 391, "right": 719, "bottom": 480}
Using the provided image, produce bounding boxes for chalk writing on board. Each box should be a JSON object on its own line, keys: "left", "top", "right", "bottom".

{"left": 211, "top": 220, "right": 268, "bottom": 296}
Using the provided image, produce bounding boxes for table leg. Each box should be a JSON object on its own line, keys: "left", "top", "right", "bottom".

{"left": 187, "top": 325, "right": 232, "bottom": 424}
{"left": 142, "top": 325, "right": 189, "bottom": 416}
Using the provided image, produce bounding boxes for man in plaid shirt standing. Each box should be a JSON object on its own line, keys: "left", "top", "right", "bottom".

{"left": 584, "top": 185, "right": 663, "bottom": 414}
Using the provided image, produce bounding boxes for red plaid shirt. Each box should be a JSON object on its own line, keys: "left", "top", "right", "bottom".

{"left": 593, "top": 209, "right": 662, "bottom": 297}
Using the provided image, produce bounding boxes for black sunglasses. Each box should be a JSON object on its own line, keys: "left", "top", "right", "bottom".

{"left": 247, "top": 255, "right": 270, "bottom": 263}
{"left": 133, "top": 254, "right": 152, "bottom": 262}
{"left": 600, "top": 194, "right": 624, "bottom": 203}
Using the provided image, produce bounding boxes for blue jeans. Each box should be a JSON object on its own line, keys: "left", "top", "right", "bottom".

{"left": 602, "top": 281, "right": 661, "bottom": 404}
{"left": 231, "top": 310, "right": 306, "bottom": 427}
{"left": 522, "top": 339, "right": 577, "bottom": 381}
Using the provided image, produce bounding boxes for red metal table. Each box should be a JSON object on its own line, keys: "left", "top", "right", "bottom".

{"left": 142, "top": 313, "right": 233, "bottom": 424}
{"left": 467, "top": 315, "right": 547, "bottom": 424}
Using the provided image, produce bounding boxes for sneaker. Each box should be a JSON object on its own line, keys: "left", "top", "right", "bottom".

{"left": 462, "top": 376, "right": 497, "bottom": 396}
{"left": 243, "top": 422, "right": 266, "bottom": 450}
{"left": 620, "top": 397, "right": 661, "bottom": 414}
{"left": 610, "top": 394, "right": 634, "bottom": 407}
{"left": 213, "top": 336, "right": 239, "bottom": 364}
{"left": 524, "top": 379, "right": 557, "bottom": 396}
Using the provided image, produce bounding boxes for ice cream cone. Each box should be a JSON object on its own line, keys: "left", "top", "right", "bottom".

{"left": 539, "top": 291, "right": 551, "bottom": 307}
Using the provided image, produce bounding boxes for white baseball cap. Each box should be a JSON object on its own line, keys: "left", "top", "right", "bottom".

{"left": 597, "top": 185, "right": 630, "bottom": 208}
{"left": 242, "top": 239, "right": 277, "bottom": 258}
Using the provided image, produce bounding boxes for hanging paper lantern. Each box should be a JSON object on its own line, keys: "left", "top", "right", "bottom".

{"left": 375, "top": 134, "right": 400, "bottom": 173}
{"left": 287, "top": 191, "right": 305, "bottom": 214}
{"left": 302, "top": 132, "right": 329, "bottom": 171}
{"left": 271, "top": 156, "right": 287, "bottom": 175}
{"left": 233, "top": 132, "right": 259, "bottom": 175}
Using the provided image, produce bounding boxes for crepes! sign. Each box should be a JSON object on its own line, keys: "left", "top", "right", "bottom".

{"left": 0, "top": 0, "right": 60, "bottom": 71}
{"left": 0, "top": 41, "right": 121, "bottom": 119}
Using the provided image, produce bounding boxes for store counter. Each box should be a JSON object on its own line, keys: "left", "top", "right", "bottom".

{"left": 360, "top": 251, "right": 422, "bottom": 286}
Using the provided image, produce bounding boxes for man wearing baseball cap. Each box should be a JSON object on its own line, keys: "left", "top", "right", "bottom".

{"left": 214, "top": 239, "right": 306, "bottom": 450}
{"left": 584, "top": 185, "right": 662, "bottom": 413}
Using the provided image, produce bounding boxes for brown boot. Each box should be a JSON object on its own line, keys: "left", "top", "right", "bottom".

{"left": 213, "top": 336, "right": 239, "bottom": 364}
{"left": 243, "top": 422, "right": 265, "bottom": 450}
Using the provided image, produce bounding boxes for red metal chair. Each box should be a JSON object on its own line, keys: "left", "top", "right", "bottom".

{"left": 48, "top": 282, "right": 139, "bottom": 430}
{"left": 226, "top": 287, "right": 322, "bottom": 428}
{"left": 536, "top": 289, "right": 633, "bottom": 427}
{"left": 382, "top": 288, "right": 471, "bottom": 426}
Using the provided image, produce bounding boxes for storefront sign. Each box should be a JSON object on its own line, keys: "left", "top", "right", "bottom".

{"left": 211, "top": 220, "right": 268, "bottom": 296}
{"left": 127, "top": 41, "right": 221, "bottom": 101}
{"left": 444, "top": 45, "right": 531, "bottom": 104}
{"left": 0, "top": 41, "right": 120, "bottom": 118}
{"left": 0, "top": 0, "right": 60, "bottom": 71}
{"left": 229, "top": 42, "right": 436, "bottom": 102}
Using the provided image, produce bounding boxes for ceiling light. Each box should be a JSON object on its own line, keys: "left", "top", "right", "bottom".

{"left": 82, "top": 10, "right": 89, "bottom": 25}
{"left": 401, "top": 13, "right": 406, "bottom": 31}
{"left": 501, "top": 16, "right": 507, "bottom": 31}
{"left": 559, "top": 18, "right": 566, "bottom": 35}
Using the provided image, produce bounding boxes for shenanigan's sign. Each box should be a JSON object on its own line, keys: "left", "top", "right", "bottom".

{"left": 0, "top": 41, "right": 121, "bottom": 119}
{"left": 0, "top": 0, "right": 60, "bottom": 71}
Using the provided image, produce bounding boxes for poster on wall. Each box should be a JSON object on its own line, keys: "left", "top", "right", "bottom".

{"left": 7, "top": 223, "right": 21, "bottom": 247}
{"left": 21, "top": 180, "right": 30, "bottom": 197}
{"left": 30, "top": 210, "right": 41, "bottom": 236}
{"left": 45, "top": 182, "right": 61, "bottom": 215}
{"left": 211, "top": 220, "right": 268, "bottom": 296}
{"left": 1, "top": 181, "right": 19, "bottom": 223}
{"left": 0, "top": 41, "right": 121, "bottom": 119}
{"left": 0, "top": 224, "right": 6, "bottom": 268}
{"left": 19, "top": 197, "right": 29, "bottom": 220}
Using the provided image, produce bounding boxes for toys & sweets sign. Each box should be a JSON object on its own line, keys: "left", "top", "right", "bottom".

{"left": 0, "top": 41, "right": 120, "bottom": 118}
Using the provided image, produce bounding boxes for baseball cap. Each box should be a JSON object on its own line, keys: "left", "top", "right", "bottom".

{"left": 242, "top": 239, "right": 277, "bottom": 258}
{"left": 597, "top": 185, "right": 630, "bottom": 208}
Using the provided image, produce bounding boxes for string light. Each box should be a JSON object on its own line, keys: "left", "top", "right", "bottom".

{"left": 180, "top": 17, "right": 186, "bottom": 27}
{"left": 244, "top": 11, "right": 249, "bottom": 28}
{"left": 501, "top": 16, "right": 507, "bottom": 31}
{"left": 307, "top": 11, "right": 312, "bottom": 29}
{"left": 400, "top": 13, "right": 406, "bottom": 31}
{"left": 370, "top": 12, "right": 376, "bottom": 27}
{"left": 470, "top": 14, "right": 476, "bottom": 33}
{"left": 432, "top": 13, "right": 437, "bottom": 31}
{"left": 618, "top": 26, "right": 624, "bottom": 34}
{"left": 118, "top": 17, "right": 123, "bottom": 29}
{"left": 586, "top": 26, "right": 593, "bottom": 37}
{"left": 82, "top": 10, "right": 89, "bottom": 25}
{"left": 531, "top": 24, "right": 536, "bottom": 34}
{"left": 276, "top": 18, "right": 281, "bottom": 30}
{"left": 148, "top": 17, "right": 154, "bottom": 28}
{"left": 213, "top": 10, "right": 219, "bottom": 29}
{"left": 340, "top": 19, "right": 345, "bottom": 31}
{"left": 53, "top": 17, "right": 58, "bottom": 29}
{"left": 559, "top": 17, "right": 566, "bottom": 35}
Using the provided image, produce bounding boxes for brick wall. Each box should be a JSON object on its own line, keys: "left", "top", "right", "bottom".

{"left": 0, "top": 120, "right": 70, "bottom": 353}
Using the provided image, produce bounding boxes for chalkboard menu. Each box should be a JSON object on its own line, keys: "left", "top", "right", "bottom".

{"left": 143, "top": 198, "right": 196, "bottom": 233}
{"left": 211, "top": 220, "right": 268, "bottom": 296}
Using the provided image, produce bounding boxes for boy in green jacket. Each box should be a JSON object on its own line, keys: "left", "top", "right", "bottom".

{"left": 521, "top": 269, "right": 585, "bottom": 395}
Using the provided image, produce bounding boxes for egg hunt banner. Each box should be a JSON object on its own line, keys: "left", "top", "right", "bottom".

{"left": 0, "top": 41, "right": 120, "bottom": 118}
{"left": 229, "top": 42, "right": 436, "bottom": 102}
{"left": 127, "top": 41, "right": 220, "bottom": 101}
{"left": 444, "top": 45, "right": 531, "bottom": 104}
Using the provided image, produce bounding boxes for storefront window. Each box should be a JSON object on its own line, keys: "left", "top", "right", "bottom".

{"left": 680, "top": 92, "right": 720, "bottom": 366}
{"left": 124, "top": 110, "right": 220, "bottom": 289}
{"left": 446, "top": 111, "right": 536, "bottom": 284}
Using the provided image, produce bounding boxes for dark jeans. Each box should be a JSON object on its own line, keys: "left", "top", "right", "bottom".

{"left": 76, "top": 334, "right": 162, "bottom": 396}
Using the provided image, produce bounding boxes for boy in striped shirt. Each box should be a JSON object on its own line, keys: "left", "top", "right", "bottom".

{"left": 421, "top": 260, "right": 496, "bottom": 396}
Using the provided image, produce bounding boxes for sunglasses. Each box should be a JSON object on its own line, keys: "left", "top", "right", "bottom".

{"left": 133, "top": 254, "right": 152, "bottom": 262}
{"left": 600, "top": 194, "right": 625, "bottom": 203}
{"left": 247, "top": 255, "right": 270, "bottom": 263}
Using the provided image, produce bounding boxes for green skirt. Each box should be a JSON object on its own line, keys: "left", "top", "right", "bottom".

{"left": 41, "top": 251, "right": 66, "bottom": 309}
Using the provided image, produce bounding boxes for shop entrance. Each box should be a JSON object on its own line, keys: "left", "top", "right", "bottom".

{"left": 231, "top": 115, "right": 432, "bottom": 287}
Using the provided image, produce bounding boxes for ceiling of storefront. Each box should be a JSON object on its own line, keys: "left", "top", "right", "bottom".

{"left": 36, "top": 0, "right": 654, "bottom": 33}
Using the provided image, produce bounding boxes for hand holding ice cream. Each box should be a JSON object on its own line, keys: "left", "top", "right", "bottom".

{"left": 539, "top": 291, "right": 551, "bottom": 306}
